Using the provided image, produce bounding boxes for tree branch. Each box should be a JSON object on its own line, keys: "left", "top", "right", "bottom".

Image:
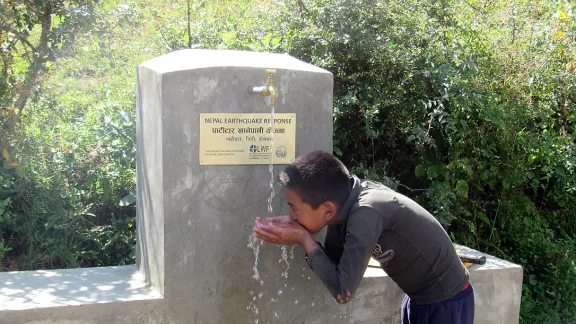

{"left": 0, "top": 24, "right": 38, "bottom": 52}
{"left": 6, "top": 6, "right": 53, "bottom": 129}
{"left": 0, "top": 31, "right": 10, "bottom": 85}
{"left": 21, "top": 0, "right": 40, "bottom": 16}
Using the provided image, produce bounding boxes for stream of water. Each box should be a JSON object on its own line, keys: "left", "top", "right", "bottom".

{"left": 248, "top": 100, "right": 278, "bottom": 323}
{"left": 248, "top": 100, "right": 276, "bottom": 280}
{"left": 248, "top": 82, "right": 300, "bottom": 322}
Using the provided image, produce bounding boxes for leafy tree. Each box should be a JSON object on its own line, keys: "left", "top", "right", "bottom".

{"left": 0, "top": 0, "right": 101, "bottom": 268}
{"left": 0, "top": 0, "right": 99, "bottom": 147}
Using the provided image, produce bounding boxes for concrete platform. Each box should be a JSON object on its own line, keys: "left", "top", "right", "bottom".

{"left": 0, "top": 265, "right": 161, "bottom": 311}
{"left": 0, "top": 244, "right": 522, "bottom": 323}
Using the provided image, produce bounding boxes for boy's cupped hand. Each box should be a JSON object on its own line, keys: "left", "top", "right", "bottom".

{"left": 253, "top": 216, "right": 309, "bottom": 246}
{"left": 255, "top": 215, "right": 291, "bottom": 225}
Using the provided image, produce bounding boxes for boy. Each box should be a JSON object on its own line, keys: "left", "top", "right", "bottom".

{"left": 253, "top": 151, "right": 474, "bottom": 324}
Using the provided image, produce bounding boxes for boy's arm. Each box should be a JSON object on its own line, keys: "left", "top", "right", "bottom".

{"left": 300, "top": 207, "right": 384, "bottom": 304}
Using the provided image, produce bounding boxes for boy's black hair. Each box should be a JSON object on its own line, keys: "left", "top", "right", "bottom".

{"left": 279, "top": 151, "right": 351, "bottom": 209}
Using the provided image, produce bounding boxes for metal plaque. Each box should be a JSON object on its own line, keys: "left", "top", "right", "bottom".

{"left": 199, "top": 113, "right": 296, "bottom": 165}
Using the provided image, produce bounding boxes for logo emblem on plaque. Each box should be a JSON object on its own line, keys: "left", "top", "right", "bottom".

{"left": 275, "top": 146, "right": 287, "bottom": 158}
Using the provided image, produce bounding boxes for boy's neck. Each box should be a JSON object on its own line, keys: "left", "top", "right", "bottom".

{"left": 328, "top": 218, "right": 346, "bottom": 225}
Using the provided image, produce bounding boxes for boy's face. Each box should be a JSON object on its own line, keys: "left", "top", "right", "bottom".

{"left": 283, "top": 187, "right": 337, "bottom": 234}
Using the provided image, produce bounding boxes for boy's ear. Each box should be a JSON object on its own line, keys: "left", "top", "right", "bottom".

{"left": 323, "top": 201, "right": 339, "bottom": 221}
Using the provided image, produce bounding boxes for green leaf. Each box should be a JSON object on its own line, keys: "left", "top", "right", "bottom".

{"left": 333, "top": 146, "right": 343, "bottom": 156}
{"left": 119, "top": 193, "right": 136, "bottom": 206}
{"left": 529, "top": 275, "right": 538, "bottom": 286}
{"left": 99, "top": 177, "right": 111, "bottom": 197}
{"left": 478, "top": 213, "right": 491, "bottom": 226}
{"left": 271, "top": 37, "right": 282, "bottom": 46}
{"left": 455, "top": 180, "right": 469, "bottom": 198}
{"left": 3, "top": 160, "right": 13, "bottom": 169}
{"left": 221, "top": 32, "right": 237, "bottom": 44}
{"left": 0, "top": 198, "right": 7, "bottom": 215}
{"left": 415, "top": 164, "right": 426, "bottom": 177}
{"left": 261, "top": 34, "right": 272, "bottom": 46}
{"left": 427, "top": 166, "right": 437, "bottom": 179}
{"left": 86, "top": 174, "right": 96, "bottom": 186}
{"left": 15, "top": 166, "right": 24, "bottom": 177}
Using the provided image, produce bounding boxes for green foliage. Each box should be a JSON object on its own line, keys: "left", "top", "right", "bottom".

{"left": 282, "top": 0, "right": 575, "bottom": 322}
{"left": 0, "top": 149, "right": 22, "bottom": 267}
{"left": 0, "top": 0, "right": 138, "bottom": 270}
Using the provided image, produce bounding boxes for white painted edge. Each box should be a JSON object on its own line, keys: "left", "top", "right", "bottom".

{"left": 139, "top": 49, "right": 332, "bottom": 75}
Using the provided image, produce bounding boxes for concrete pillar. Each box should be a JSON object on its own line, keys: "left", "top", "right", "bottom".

{"left": 136, "top": 49, "right": 335, "bottom": 323}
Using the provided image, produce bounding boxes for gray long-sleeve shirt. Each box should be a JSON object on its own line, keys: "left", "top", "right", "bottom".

{"left": 306, "top": 176, "right": 469, "bottom": 305}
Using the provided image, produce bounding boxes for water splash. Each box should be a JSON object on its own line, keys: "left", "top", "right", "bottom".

{"left": 280, "top": 246, "right": 290, "bottom": 278}
{"left": 279, "top": 244, "right": 295, "bottom": 278}
{"left": 247, "top": 235, "right": 262, "bottom": 280}
{"left": 247, "top": 302, "right": 259, "bottom": 315}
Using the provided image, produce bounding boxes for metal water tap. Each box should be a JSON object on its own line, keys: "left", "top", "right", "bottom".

{"left": 248, "top": 69, "right": 277, "bottom": 105}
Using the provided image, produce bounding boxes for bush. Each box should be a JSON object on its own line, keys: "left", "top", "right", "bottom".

{"left": 281, "top": 0, "right": 575, "bottom": 322}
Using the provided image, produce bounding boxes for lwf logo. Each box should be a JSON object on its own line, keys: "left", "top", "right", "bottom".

{"left": 249, "top": 144, "right": 270, "bottom": 153}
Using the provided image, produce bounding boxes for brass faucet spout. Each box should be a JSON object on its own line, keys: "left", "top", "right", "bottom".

{"left": 247, "top": 69, "right": 277, "bottom": 105}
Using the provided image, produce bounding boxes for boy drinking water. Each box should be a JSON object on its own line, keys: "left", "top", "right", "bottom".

{"left": 253, "top": 151, "right": 474, "bottom": 324}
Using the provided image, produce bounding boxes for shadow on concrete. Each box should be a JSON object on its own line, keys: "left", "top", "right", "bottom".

{"left": 0, "top": 265, "right": 160, "bottom": 311}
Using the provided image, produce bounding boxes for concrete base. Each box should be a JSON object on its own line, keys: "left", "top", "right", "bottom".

{"left": 351, "top": 244, "right": 523, "bottom": 323}
{"left": 0, "top": 244, "right": 522, "bottom": 324}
